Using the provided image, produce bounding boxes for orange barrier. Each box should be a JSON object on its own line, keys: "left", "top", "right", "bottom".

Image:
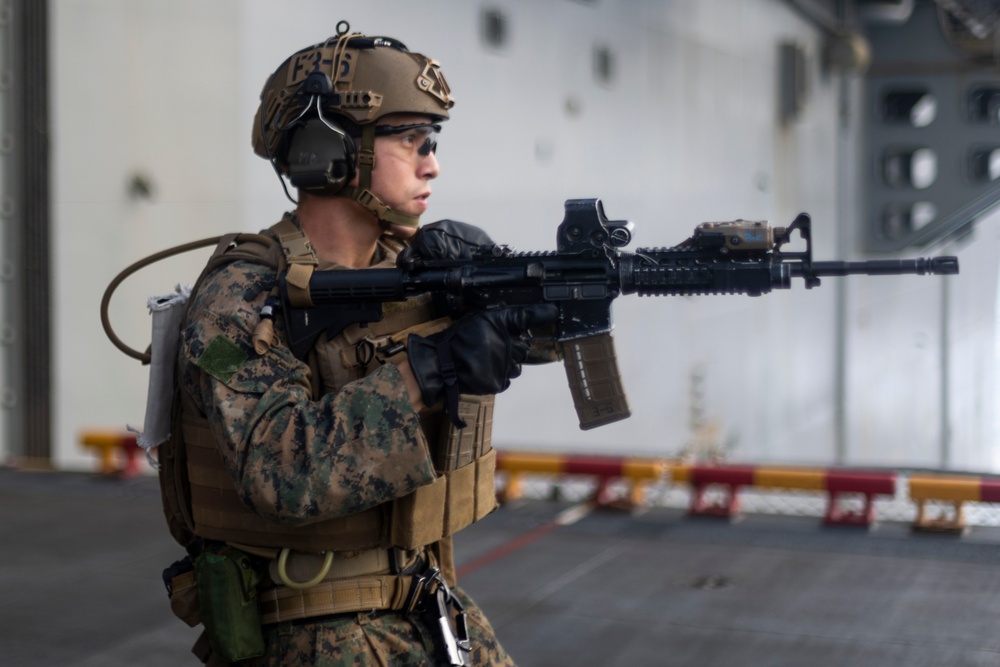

{"left": 496, "top": 452, "right": 898, "bottom": 526}
{"left": 79, "top": 430, "right": 143, "bottom": 478}
{"left": 496, "top": 452, "right": 668, "bottom": 506}
{"left": 908, "top": 474, "right": 1000, "bottom": 532}
{"left": 671, "top": 464, "right": 896, "bottom": 526}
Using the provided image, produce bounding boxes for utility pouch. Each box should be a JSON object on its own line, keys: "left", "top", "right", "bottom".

{"left": 390, "top": 449, "right": 498, "bottom": 549}
{"left": 170, "top": 570, "right": 201, "bottom": 627}
{"left": 163, "top": 554, "right": 201, "bottom": 627}
{"left": 435, "top": 394, "right": 493, "bottom": 472}
{"left": 392, "top": 473, "right": 447, "bottom": 548}
{"left": 194, "top": 548, "right": 265, "bottom": 662}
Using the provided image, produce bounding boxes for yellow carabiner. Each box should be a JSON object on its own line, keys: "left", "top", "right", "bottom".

{"left": 276, "top": 548, "right": 333, "bottom": 590}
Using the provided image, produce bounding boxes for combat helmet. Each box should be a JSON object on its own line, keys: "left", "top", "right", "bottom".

{"left": 252, "top": 20, "right": 454, "bottom": 229}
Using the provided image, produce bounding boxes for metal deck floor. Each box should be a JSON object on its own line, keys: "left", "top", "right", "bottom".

{"left": 3, "top": 467, "right": 1000, "bottom": 666}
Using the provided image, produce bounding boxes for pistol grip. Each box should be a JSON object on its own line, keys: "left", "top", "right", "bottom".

{"left": 561, "top": 333, "right": 631, "bottom": 430}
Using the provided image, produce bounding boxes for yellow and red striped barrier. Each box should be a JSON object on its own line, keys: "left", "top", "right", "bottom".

{"left": 671, "top": 464, "right": 896, "bottom": 526}
{"left": 496, "top": 452, "right": 898, "bottom": 527}
{"left": 79, "top": 430, "right": 143, "bottom": 478}
{"left": 496, "top": 451, "right": 668, "bottom": 507}
{"left": 497, "top": 452, "right": 1000, "bottom": 532}
{"left": 908, "top": 474, "right": 1000, "bottom": 531}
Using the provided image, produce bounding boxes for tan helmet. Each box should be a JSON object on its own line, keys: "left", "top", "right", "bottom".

{"left": 252, "top": 21, "right": 454, "bottom": 229}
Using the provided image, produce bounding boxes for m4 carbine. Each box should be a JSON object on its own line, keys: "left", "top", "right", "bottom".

{"left": 279, "top": 198, "right": 959, "bottom": 430}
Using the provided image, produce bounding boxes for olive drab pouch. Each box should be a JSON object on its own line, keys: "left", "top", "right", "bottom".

{"left": 194, "top": 548, "right": 265, "bottom": 662}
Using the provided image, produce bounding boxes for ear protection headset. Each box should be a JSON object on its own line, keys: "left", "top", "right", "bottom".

{"left": 285, "top": 118, "right": 355, "bottom": 191}
{"left": 272, "top": 70, "right": 360, "bottom": 195}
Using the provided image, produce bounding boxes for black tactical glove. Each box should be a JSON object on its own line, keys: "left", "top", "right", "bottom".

{"left": 397, "top": 219, "right": 494, "bottom": 265}
{"left": 399, "top": 220, "right": 497, "bottom": 319}
{"left": 407, "top": 304, "right": 558, "bottom": 426}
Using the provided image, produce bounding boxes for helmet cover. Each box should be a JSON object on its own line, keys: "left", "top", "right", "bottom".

{"left": 252, "top": 25, "right": 454, "bottom": 167}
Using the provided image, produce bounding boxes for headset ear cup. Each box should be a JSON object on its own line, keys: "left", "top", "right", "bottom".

{"left": 286, "top": 118, "right": 355, "bottom": 193}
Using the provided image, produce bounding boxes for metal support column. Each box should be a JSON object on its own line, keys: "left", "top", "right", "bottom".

{"left": 7, "top": 0, "right": 51, "bottom": 468}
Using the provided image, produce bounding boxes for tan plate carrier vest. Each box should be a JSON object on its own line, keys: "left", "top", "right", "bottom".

{"left": 164, "top": 217, "right": 498, "bottom": 557}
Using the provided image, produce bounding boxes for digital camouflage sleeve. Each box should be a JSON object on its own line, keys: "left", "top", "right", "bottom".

{"left": 179, "top": 259, "right": 438, "bottom": 526}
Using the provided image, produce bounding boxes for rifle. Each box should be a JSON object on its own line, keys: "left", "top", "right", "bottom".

{"left": 279, "top": 198, "right": 959, "bottom": 430}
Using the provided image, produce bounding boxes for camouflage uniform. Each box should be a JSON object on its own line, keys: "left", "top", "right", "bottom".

{"left": 180, "top": 256, "right": 435, "bottom": 523}
{"left": 245, "top": 590, "right": 508, "bottom": 667}
{"left": 179, "top": 231, "right": 515, "bottom": 666}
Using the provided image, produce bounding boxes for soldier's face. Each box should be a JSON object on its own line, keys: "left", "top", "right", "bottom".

{"left": 370, "top": 114, "right": 441, "bottom": 238}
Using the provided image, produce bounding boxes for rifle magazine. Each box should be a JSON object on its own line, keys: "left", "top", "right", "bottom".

{"left": 561, "top": 333, "right": 631, "bottom": 430}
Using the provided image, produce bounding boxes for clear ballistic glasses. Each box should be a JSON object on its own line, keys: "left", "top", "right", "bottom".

{"left": 373, "top": 122, "right": 441, "bottom": 157}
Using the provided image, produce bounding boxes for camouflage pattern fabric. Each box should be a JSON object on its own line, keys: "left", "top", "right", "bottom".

{"left": 233, "top": 589, "right": 514, "bottom": 666}
{"left": 181, "top": 249, "right": 517, "bottom": 664}
{"left": 180, "top": 258, "right": 438, "bottom": 523}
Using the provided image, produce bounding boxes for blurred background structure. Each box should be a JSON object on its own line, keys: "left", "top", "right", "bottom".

{"left": 3, "top": 0, "right": 1000, "bottom": 475}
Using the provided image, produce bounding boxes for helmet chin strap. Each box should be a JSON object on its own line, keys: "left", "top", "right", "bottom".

{"left": 339, "top": 185, "right": 421, "bottom": 231}
{"left": 338, "top": 124, "right": 421, "bottom": 233}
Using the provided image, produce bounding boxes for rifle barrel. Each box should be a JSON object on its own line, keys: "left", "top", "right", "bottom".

{"left": 805, "top": 256, "right": 959, "bottom": 277}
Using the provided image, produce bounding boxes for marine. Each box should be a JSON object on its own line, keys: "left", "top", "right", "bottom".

{"left": 157, "top": 22, "right": 555, "bottom": 666}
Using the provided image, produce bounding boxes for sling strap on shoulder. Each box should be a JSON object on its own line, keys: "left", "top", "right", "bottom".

{"left": 272, "top": 216, "right": 318, "bottom": 308}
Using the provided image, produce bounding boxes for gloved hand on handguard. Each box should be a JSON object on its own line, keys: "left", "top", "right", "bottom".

{"left": 398, "top": 219, "right": 495, "bottom": 265}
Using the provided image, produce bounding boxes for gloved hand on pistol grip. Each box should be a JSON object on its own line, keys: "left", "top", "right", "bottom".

{"left": 407, "top": 304, "right": 558, "bottom": 426}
